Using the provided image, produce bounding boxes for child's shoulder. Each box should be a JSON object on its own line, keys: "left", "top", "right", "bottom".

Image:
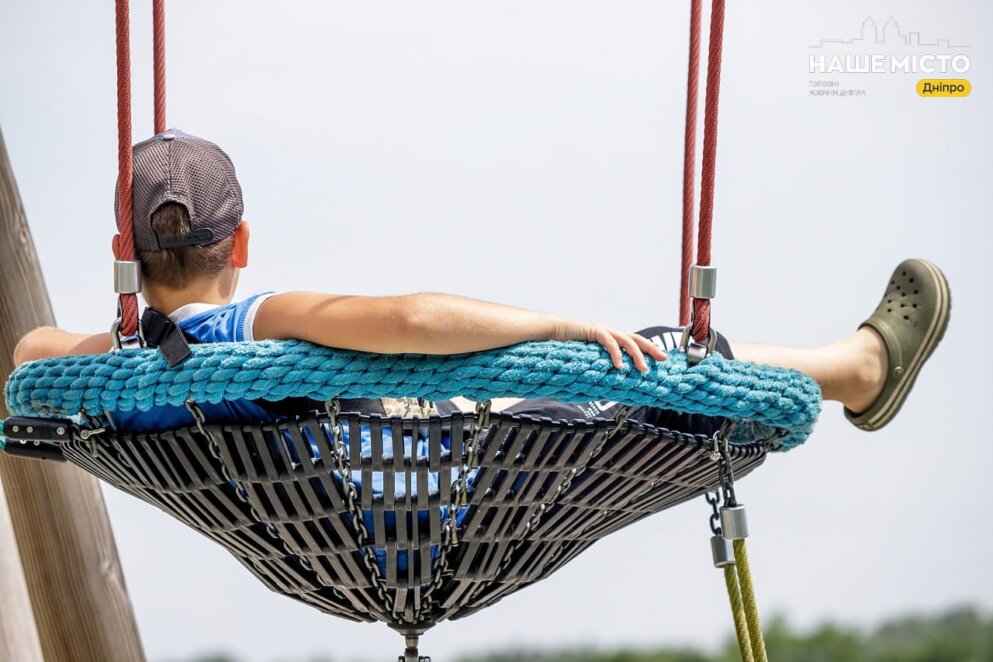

{"left": 175, "top": 291, "right": 276, "bottom": 344}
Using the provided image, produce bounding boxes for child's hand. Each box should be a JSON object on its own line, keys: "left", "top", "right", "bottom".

{"left": 555, "top": 321, "right": 667, "bottom": 372}
{"left": 590, "top": 325, "right": 667, "bottom": 372}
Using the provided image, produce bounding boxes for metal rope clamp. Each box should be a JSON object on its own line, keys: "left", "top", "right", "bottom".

{"left": 111, "top": 259, "right": 145, "bottom": 351}
{"left": 680, "top": 264, "right": 718, "bottom": 366}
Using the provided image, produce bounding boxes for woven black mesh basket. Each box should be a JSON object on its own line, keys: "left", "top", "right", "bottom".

{"left": 60, "top": 404, "right": 767, "bottom": 634}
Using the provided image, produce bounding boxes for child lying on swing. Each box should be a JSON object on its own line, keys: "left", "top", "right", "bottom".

{"left": 14, "top": 130, "right": 951, "bottom": 436}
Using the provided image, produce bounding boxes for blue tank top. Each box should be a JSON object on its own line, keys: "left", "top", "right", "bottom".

{"left": 112, "top": 292, "right": 276, "bottom": 432}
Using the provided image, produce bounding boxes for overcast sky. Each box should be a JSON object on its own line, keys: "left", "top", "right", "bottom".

{"left": 1, "top": 1, "right": 991, "bottom": 661}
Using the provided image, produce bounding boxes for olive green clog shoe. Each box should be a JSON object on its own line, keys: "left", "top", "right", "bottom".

{"left": 845, "top": 258, "right": 951, "bottom": 431}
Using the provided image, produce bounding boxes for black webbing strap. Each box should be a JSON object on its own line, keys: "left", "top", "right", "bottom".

{"left": 141, "top": 307, "right": 193, "bottom": 366}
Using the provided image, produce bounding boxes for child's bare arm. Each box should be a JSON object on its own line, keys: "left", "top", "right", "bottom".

{"left": 254, "top": 291, "right": 665, "bottom": 371}
{"left": 11, "top": 293, "right": 667, "bottom": 373}
{"left": 13, "top": 327, "right": 113, "bottom": 366}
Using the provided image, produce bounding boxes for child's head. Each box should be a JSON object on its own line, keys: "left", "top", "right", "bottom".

{"left": 114, "top": 130, "right": 248, "bottom": 305}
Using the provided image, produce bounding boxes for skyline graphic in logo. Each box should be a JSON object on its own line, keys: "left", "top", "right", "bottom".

{"left": 812, "top": 16, "right": 968, "bottom": 50}
{"left": 809, "top": 17, "right": 970, "bottom": 75}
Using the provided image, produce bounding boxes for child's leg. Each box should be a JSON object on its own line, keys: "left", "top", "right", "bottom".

{"left": 731, "top": 327, "right": 887, "bottom": 414}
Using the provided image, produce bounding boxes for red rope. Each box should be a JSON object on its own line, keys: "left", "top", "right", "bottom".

{"left": 153, "top": 0, "right": 166, "bottom": 134}
{"left": 678, "top": 0, "right": 703, "bottom": 327}
{"left": 115, "top": 0, "right": 139, "bottom": 337}
{"left": 691, "top": 0, "right": 725, "bottom": 342}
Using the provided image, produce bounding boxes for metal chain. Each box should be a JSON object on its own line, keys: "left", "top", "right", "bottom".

{"left": 182, "top": 401, "right": 353, "bottom": 610}
{"left": 528, "top": 407, "right": 636, "bottom": 577}
{"left": 702, "top": 418, "right": 740, "bottom": 540}
{"left": 704, "top": 419, "right": 737, "bottom": 505}
{"left": 717, "top": 421, "right": 738, "bottom": 507}
{"left": 321, "top": 400, "right": 398, "bottom": 619}
{"left": 705, "top": 490, "right": 722, "bottom": 535}
{"left": 412, "top": 399, "right": 491, "bottom": 623}
{"left": 488, "top": 406, "right": 633, "bottom": 584}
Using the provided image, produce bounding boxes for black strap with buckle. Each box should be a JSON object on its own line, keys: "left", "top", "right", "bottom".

{"left": 141, "top": 308, "right": 194, "bottom": 367}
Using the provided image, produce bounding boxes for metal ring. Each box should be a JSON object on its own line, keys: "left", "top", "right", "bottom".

{"left": 678, "top": 324, "right": 718, "bottom": 365}
{"left": 110, "top": 318, "right": 123, "bottom": 352}
{"left": 109, "top": 312, "right": 147, "bottom": 351}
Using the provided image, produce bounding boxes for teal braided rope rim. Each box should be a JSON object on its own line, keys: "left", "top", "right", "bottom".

{"left": 3, "top": 340, "right": 821, "bottom": 451}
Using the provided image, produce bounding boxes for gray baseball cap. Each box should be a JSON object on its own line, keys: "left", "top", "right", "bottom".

{"left": 116, "top": 129, "right": 244, "bottom": 250}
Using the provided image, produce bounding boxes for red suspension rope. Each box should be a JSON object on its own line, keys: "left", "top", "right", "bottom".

{"left": 678, "top": 0, "right": 726, "bottom": 342}
{"left": 153, "top": 0, "right": 166, "bottom": 133}
{"left": 115, "top": 0, "right": 139, "bottom": 337}
{"left": 678, "top": 0, "right": 703, "bottom": 327}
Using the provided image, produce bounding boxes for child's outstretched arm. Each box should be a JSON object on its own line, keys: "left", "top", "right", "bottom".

{"left": 254, "top": 291, "right": 665, "bottom": 372}
{"left": 13, "top": 327, "right": 112, "bottom": 366}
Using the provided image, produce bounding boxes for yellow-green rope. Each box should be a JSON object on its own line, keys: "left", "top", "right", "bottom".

{"left": 722, "top": 564, "right": 754, "bottom": 662}
{"left": 733, "top": 538, "right": 767, "bottom": 662}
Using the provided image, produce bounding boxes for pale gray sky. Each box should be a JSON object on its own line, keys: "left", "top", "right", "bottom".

{"left": 1, "top": 1, "right": 991, "bottom": 661}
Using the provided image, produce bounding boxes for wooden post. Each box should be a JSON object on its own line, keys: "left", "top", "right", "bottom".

{"left": 0, "top": 478, "right": 44, "bottom": 662}
{"left": 0, "top": 126, "right": 146, "bottom": 661}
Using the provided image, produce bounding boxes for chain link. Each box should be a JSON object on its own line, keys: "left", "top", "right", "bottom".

{"left": 182, "top": 402, "right": 348, "bottom": 594}
{"left": 321, "top": 400, "right": 398, "bottom": 618}
{"left": 715, "top": 420, "right": 738, "bottom": 507}
{"left": 485, "top": 406, "right": 632, "bottom": 589}
{"left": 412, "top": 399, "right": 491, "bottom": 623}
{"left": 704, "top": 419, "right": 736, "bottom": 530}
{"left": 705, "top": 490, "right": 722, "bottom": 535}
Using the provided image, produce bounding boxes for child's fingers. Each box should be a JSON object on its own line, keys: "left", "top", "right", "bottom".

{"left": 596, "top": 330, "right": 624, "bottom": 370}
{"left": 615, "top": 332, "right": 649, "bottom": 372}
{"left": 633, "top": 333, "right": 667, "bottom": 362}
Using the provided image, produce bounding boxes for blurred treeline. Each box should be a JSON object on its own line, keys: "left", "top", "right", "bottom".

{"left": 171, "top": 606, "right": 993, "bottom": 662}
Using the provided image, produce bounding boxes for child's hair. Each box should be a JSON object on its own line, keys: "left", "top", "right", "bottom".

{"left": 138, "top": 202, "right": 235, "bottom": 289}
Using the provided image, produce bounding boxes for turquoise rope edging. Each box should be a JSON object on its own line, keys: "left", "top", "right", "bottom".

{"left": 3, "top": 339, "right": 822, "bottom": 450}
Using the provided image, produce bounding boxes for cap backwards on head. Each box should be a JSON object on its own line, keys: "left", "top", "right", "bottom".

{"left": 116, "top": 129, "right": 243, "bottom": 250}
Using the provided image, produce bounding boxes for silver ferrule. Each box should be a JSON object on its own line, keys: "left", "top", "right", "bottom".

{"left": 710, "top": 534, "right": 735, "bottom": 568}
{"left": 114, "top": 260, "right": 143, "bottom": 294}
{"left": 720, "top": 504, "right": 749, "bottom": 540}
{"left": 688, "top": 265, "right": 717, "bottom": 300}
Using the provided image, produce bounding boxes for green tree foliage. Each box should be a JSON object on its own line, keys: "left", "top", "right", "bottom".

{"left": 162, "top": 607, "right": 993, "bottom": 662}
{"left": 457, "top": 607, "right": 993, "bottom": 662}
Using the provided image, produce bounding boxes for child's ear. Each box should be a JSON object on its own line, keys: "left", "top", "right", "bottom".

{"left": 111, "top": 234, "right": 122, "bottom": 259}
{"left": 231, "top": 221, "right": 250, "bottom": 269}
